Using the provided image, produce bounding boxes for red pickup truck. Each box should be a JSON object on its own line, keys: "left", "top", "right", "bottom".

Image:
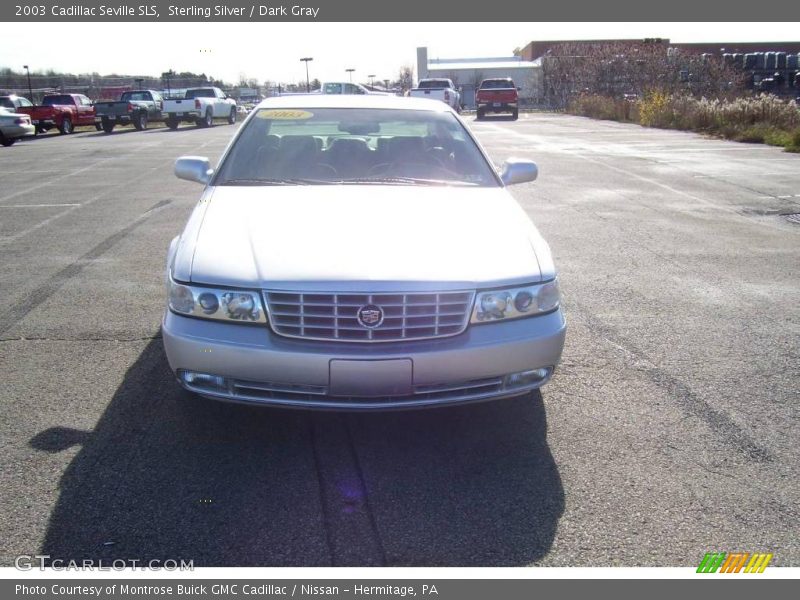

{"left": 18, "top": 93, "right": 98, "bottom": 135}
{"left": 475, "top": 78, "right": 519, "bottom": 120}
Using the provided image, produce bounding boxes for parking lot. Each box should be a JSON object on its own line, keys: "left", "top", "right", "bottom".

{"left": 0, "top": 113, "right": 798, "bottom": 566}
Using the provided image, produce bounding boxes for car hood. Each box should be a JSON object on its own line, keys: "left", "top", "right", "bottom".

{"left": 184, "top": 185, "right": 545, "bottom": 291}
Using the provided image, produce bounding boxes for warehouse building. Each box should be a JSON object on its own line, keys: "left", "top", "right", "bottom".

{"left": 416, "top": 47, "right": 541, "bottom": 108}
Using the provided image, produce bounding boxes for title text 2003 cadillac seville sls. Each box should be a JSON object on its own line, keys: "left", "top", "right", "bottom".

{"left": 163, "top": 95, "right": 565, "bottom": 409}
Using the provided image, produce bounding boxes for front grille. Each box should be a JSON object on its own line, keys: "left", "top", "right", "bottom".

{"left": 264, "top": 290, "right": 475, "bottom": 342}
{"left": 225, "top": 375, "right": 513, "bottom": 407}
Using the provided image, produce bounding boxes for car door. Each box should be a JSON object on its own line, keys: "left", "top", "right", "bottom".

{"left": 77, "top": 95, "right": 94, "bottom": 125}
{"left": 208, "top": 88, "right": 219, "bottom": 117}
{"left": 345, "top": 83, "right": 366, "bottom": 95}
{"left": 151, "top": 92, "right": 164, "bottom": 117}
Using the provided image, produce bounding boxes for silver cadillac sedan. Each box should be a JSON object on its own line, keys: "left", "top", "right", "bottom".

{"left": 163, "top": 95, "right": 565, "bottom": 409}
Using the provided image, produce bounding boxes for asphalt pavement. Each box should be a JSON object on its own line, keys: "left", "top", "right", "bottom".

{"left": 0, "top": 113, "right": 797, "bottom": 566}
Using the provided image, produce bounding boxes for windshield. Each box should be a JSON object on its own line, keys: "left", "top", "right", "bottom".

{"left": 42, "top": 95, "right": 74, "bottom": 106}
{"left": 480, "top": 80, "right": 515, "bottom": 89}
{"left": 185, "top": 89, "right": 215, "bottom": 99}
{"left": 121, "top": 91, "right": 152, "bottom": 101}
{"left": 418, "top": 80, "right": 450, "bottom": 89}
{"left": 214, "top": 107, "right": 499, "bottom": 187}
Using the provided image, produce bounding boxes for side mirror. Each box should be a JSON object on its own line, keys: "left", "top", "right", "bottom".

{"left": 175, "top": 156, "right": 213, "bottom": 185}
{"left": 500, "top": 158, "right": 537, "bottom": 185}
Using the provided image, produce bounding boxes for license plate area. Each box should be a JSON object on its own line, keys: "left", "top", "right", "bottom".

{"left": 329, "top": 359, "right": 412, "bottom": 397}
{"left": 493, "top": 102, "right": 501, "bottom": 107}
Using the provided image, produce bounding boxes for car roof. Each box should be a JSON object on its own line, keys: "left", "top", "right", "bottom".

{"left": 254, "top": 94, "right": 452, "bottom": 112}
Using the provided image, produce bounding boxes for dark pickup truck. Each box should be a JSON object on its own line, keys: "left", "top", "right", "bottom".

{"left": 95, "top": 90, "right": 165, "bottom": 133}
{"left": 18, "top": 93, "right": 99, "bottom": 134}
{"left": 475, "top": 78, "right": 519, "bottom": 120}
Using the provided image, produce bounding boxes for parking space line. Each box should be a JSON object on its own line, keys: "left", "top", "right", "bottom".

{"left": 0, "top": 206, "right": 81, "bottom": 243}
{"left": 0, "top": 199, "right": 172, "bottom": 335}
{"left": 0, "top": 157, "right": 116, "bottom": 204}
{"left": 0, "top": 203, "right": 82, "bottom": 208}
{"left": 0, "top": 133, "right": 219, "bottom": 243}
{"left": 481, "top": 121, "right": 800, "bottom": 232}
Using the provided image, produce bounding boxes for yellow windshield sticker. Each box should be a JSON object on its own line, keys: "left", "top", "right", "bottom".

{"left": 256, "top": 109, "right": 314, "bottom": 120}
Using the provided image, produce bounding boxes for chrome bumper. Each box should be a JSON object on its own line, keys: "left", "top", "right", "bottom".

{"left": 162, "top": 308, "right": 566, "bottom": 410}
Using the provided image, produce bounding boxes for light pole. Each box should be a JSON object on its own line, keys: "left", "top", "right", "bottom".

{"left": 300, "top": 57, "right": 313, "bottom": 92}
{"left": 345, "top": 68, "right": 355, "bottom": 83}
{"left": 384, "top": 79, "right": 390, "bottom": 92}
{"left": 23, "top": 65, "right": 33, "bottom": 101}
{"left": 368, "top": 74, "right": 376, "bottom": 89}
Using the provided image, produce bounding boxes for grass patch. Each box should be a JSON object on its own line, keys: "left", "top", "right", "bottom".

{"left": 568, "top": 93, "right": 800, "bottom": 152}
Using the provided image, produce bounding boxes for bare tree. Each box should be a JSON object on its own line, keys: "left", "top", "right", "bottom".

{"left": 397, "top": 64, "right": 414, "bottom": 94}
{"left": 541, "top": 41, "right": 745, "bottom": 108}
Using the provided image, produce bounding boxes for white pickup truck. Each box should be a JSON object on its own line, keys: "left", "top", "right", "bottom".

{"left": 163, "top": 87, "right": 237, "bottom": 129}
{"left": 408, "top": 78, "right": 461, "bottom": 112}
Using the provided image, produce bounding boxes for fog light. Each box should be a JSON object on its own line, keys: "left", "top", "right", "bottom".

{"left": 180, "top": 370, "right": 227, "bottom": 390}
{"left": 504, "top": 368, "right": 551, "bottom": 388}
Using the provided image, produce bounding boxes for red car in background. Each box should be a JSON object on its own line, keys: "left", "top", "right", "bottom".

{"left": 18, "top": 93, "right": 98, "bottom": 135}
{"left": 475, "top": 78, "right": 519, "bottom": 120}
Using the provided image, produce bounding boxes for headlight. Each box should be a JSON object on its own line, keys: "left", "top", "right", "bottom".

{"left": 471, "top": 279, "right": 560, "bottom": 323}
{"left": 168, "top": 277, "right": 266, "bottom": 324}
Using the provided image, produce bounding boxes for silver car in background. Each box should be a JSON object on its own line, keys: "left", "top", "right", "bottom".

{"left": 163, "top": 95, "right": 565, "bottom": 409}
{"left": 0, "top": 106, "right": 35, "bottom": 147}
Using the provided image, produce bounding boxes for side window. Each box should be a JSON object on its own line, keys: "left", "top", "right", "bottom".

{"left": 20, "top": 97, "right": 33, "bottom": 107}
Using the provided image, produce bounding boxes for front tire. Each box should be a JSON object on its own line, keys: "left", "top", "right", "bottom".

{"left": 511, "top": 109, "right": 519, "bottom": 120}
{"left": 133, "top": 112, "right": 148, "bottom": 130}
{"left": 476, "top": 108, "right": 484, "bottom": 121}
{"left": 227, "top": 107, "right": 236, "bottom": 125}
{"left": 59, "top": 117, "right": 73, "bottom": 135}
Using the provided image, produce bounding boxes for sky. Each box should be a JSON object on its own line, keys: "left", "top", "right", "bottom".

{"left": 1, "top": 22, "right": 799, "bottom": 85}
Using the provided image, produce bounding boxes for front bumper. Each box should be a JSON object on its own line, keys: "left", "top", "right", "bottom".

{"left": 162, "top": 308, "right": 566, "bottom": 410}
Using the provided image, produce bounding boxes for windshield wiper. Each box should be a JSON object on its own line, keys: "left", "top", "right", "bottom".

{"left": 341, "top": 176, "right": 480, "bottom": 187}
{"left": 218, "top": 177, "right": 334, "bottom": 186}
